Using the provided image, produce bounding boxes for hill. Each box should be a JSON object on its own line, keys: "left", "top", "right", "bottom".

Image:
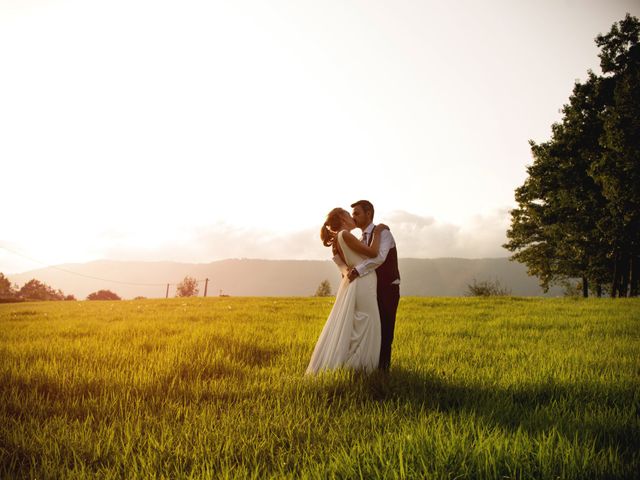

{"left": 6, "top": 258, "right": 565, "bottom": 299}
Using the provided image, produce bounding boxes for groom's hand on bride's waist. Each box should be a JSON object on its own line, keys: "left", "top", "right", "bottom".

{"left": 347, "top": 268, "right": 359, "bottom": 283}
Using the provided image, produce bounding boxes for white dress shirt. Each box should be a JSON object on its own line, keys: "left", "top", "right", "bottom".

{"left": 355, "top": 223, "right": 400, "bottom": 284}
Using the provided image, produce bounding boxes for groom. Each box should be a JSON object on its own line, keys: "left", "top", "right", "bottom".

{"left": 347, "top": 200, "right": 401, "bottom": 371}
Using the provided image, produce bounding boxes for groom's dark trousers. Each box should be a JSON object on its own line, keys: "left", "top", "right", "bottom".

{"left": 377, "top": 282, "right": 400, "bottom": 371}
{"left": 373, "top": 242, "right": 401, "bottom": 371}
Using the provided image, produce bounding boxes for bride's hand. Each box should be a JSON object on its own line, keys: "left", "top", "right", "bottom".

{"left": 374, "top": 223, "right": 390, "bottom": 234}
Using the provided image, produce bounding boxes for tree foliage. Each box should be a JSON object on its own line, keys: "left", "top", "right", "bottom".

{"left": 0, "top": 273, "right": 15, "bottom": 300}
{"left": 505, "top": 14, "right": 640, "bottom": 297}
{"left": 18, "top": 279, "right": 66, "bottom": 301}
{"left": 314, "top": 279, "right": 332, "bottom": 297}
{"left": 176, "top": 276, "right": 199, "bottom": 297}
{"left": 87, "top": 290, "right": 121, "bottom": 301}
{"left": 0, "top": 274, "right": 73, "bottom": 302}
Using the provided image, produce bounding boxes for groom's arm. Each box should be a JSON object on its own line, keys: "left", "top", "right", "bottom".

{"left": 350, "top": 230, "right": 394, "bottom": 280}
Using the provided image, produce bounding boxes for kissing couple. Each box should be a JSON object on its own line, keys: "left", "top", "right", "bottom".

{"left": 306, "top": 200, "right": 401, "bottom": 374}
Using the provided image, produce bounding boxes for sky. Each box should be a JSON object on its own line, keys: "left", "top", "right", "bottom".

{"left": 1, "top": 0, "right": 639, "bottom": 274}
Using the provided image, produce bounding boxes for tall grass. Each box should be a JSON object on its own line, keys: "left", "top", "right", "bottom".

{"left": 1, "top": 297, "right": 638, "bottom": 478}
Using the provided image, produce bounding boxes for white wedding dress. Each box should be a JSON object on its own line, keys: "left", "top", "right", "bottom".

{"left": 306, "top": 230, "right": 381, "bottom": 374}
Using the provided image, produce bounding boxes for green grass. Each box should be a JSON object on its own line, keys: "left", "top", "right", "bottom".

{"left": 1, "top": 297, "right": 639, "bottom": 479}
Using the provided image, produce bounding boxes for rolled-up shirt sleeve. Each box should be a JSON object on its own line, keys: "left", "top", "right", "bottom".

{"left": 354, "top": 229, "right": 394, "bottom": 277}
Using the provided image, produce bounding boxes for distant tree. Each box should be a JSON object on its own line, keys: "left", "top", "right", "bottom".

{"left": 314, "top": 279, "right": 332, "bottom": 297}
{"left": 133, "top": 296, "right": 147, "bottom": 300}
{"left": 64, "top": 294, "right": 77, "bottom": 301}
{"left": 87, "top": 290, "right": 121, "bottom": 301}
{"left": 176, "top": 276, "right": 199, "bottom": 297}
{"left": 466, "top": 278, "right": 511, "bottom": 297}
{"left": 0, "top": 273, "right": 15, "bottom": 300}
{"left": 18, "top": 279, "right": 65, "bottom": 301}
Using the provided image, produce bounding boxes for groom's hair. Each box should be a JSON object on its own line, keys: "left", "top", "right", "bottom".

{"left": 351, "top": 200, "right": 374, "bottom": 219}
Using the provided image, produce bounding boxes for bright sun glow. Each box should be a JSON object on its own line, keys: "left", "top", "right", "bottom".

{"left": 2, "top": 0, "right": 638, "bottom": 273}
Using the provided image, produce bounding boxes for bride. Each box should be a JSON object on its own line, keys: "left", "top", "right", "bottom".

{"left": 306, "top": 207, "right": 387, "bottom": 374}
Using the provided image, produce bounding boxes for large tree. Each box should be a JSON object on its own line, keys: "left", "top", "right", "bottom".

{"left": 505, "top": 14, "right": 639, "bottom": 297}
{"left": 505, "top": 75, "right": 610, "bottom": 295}
{"left": 592, "top": 14, "right": 640, "bottom": 297}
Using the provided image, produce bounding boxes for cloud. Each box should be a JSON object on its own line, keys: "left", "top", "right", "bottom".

{"left": 190, "top": 224, "right": 324, "bottom": 261}
{"left": 97, "top": 222, "right": 326, "bottom": 263}
{"left": 386, "top": 211, "right": 436, "bottom": 229}
{"left": 1, "top": 209, "right": 512, "bottom": 274}
{"left": 385, "top": 209, "right": 511, "bottom": 258}
{"left": 93, "top": 210, "right": 512, "bottom": 263}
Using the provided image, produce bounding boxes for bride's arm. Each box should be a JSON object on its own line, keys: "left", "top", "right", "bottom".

{"left": 341, "top": 225, "right": 389, "bottom": 258}
{"left": 332, "top": 241, "right": 348, "bottom": 271}
{"left": 332, "top": 251, "right": 349, "bottom": 276}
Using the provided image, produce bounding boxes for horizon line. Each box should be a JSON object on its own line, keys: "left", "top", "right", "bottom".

{"left": 4, "top": 255, "right": 514, "bottom": 276}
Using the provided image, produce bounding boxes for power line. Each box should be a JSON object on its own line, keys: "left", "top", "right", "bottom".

{"left": 0, "top": 245, "right": 208, "bottom": 287}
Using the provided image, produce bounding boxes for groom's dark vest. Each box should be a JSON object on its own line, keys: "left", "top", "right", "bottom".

{"left": 368, "top": 229, "right": 400, "bottom": 287}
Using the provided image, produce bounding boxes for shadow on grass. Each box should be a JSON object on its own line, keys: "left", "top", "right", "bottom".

{"left": 316, "top": 366, "right": 639, "bottom": 459}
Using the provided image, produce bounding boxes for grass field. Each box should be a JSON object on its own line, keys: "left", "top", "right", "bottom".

{"left": 1, "top": 297, "right": 639, "bottom": 479}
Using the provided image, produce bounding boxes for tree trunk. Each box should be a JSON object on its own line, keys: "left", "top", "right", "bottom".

{"left": 611, "top": 251, "right": 621, "bottom": 298}
{"left": 619, "top": 251, "right": 631, "bottom": 298}
{"left": 596, "top": 284, "right": 602, "bottom": 298}
{"left": 630, "top": 254, "right": 639, "bottom": 297}
{"left": 582, "top": 277, "right": 588, "bottom": 298}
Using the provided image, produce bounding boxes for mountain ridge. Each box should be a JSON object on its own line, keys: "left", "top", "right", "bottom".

{"left": 5, "top": 258, "right": 565, "bottom": 299}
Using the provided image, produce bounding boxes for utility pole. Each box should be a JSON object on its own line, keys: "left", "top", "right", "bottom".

{"left": 165, "top": 283, "right": 169, "bottom": 299}
{"left": 204, "top": 278, "right": 208, "bottom": 297}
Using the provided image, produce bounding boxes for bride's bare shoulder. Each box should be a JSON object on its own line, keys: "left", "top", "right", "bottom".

{"left": 339, "top": 230, "right": 358, "bottom": 244}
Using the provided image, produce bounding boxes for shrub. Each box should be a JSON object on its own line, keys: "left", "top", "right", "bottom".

{"left": 314, "top": 280, "right": 332, "bottom": 297}
{"left": 176, "top": 276, "right": 199, "bottom": 297}
{"left": 87, "top": 290, "right": 121, "bottom": 301}
{"left": 466, "top": 278, "right": 511, "bottom": 296}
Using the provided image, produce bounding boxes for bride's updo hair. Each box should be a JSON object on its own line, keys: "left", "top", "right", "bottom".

{"left": 321, "top": 208, "right": 346, "bottom": 247}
